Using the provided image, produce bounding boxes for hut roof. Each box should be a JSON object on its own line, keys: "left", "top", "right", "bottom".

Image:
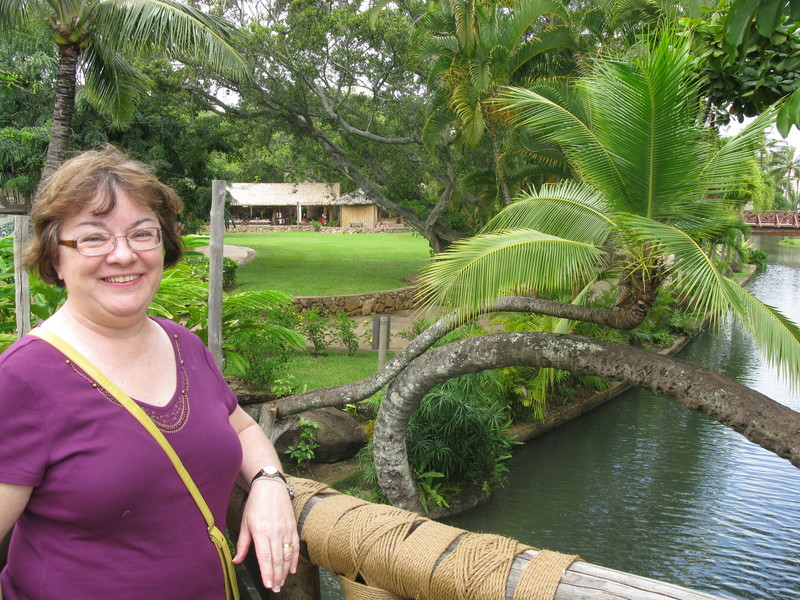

{"left": 227, "top": 182, "right": 367, "bottom": 206}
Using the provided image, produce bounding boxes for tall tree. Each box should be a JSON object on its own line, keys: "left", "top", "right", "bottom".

{"left": 0, "top": 0, "right": 247, "bottom": 186}
{"left": 174, "top": 0, "right": 465, "bottom": 251}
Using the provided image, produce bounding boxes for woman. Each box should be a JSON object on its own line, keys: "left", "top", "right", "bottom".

{"left": 0, "top": 146, "right": 299, "bottom": 599}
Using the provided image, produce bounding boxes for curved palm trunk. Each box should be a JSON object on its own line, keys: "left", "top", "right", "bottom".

{"left": 373, "top": 332, "right": 800, "bottom": 512}
{"left": 39, "top": 44, "right": 81, "bottom": 191}
{"left": 276, "top": 295, "right": 651, "bottom": 418}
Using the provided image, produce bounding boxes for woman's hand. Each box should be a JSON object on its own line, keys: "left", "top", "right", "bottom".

{"left": 232, "top": 480, "right": 299, "bottom": 593}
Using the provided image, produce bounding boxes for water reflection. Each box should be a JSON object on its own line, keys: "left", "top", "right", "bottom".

{"left": 447, "top": 236, "right": 800, "bottom": 600}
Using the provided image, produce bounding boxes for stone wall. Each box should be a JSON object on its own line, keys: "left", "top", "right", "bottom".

{"left": 294, "top": 286, "right": 418, "bottom": 316}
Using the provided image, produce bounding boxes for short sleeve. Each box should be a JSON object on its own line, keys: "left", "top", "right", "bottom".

{"left": 0, "top": 363, "right": 49, "bottom": 486}
{"left": 199, "top": 344, "right": 239, "bottom": 415}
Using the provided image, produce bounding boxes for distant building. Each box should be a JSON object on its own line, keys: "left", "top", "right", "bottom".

{"left": 226, "top": 182, "right": 402, "bottom": 228}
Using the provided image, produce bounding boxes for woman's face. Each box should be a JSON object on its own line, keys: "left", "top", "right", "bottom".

{"left": 54, "top": 190, "right": 164, "bottom": 330}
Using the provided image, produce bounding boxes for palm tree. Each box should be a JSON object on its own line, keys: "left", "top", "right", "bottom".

{"left": 418, "top": 30, "right": 800, "bottom": 383}
{"left": 0, "top": 0, "right": 247, "bottom": 185}
{"left": 767, "top": 141, "right": 800, "bottom": 210}
{"left": 417, "top": 0, "right": 575, "bottom": 206}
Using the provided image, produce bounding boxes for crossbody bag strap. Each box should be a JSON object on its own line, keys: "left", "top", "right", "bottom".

{"left": 29, "top": 328, "right": 239, "bottom": 600}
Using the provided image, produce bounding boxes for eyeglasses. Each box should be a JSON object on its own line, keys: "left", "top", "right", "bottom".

{"left": 58, "top": 227, "right": 163, "bottom": 257}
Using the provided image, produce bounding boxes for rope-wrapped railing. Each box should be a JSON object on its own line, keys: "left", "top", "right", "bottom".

{"left": 229, "top": 477, "right": 728, "bottom": 600}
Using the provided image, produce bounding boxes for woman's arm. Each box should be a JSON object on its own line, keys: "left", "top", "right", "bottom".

{"left": 229, "top": 406, "right": 299, "bottom": 594}
{"left": 0, "top": 483, "right": 32, "bottom": 600}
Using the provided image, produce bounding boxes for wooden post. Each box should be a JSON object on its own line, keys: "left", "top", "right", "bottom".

{"left": 13, "top": 216, "right": 31, "bottom": 337}
{"left": 377, "top": 315, "right": 390, "bottom": 371}
{"left": 209, "top": 180, "right": 226, "bottom": 370}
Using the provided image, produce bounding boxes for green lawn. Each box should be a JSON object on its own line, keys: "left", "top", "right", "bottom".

{"left": 286, "top": 349, "right": 395, "bottom": 393}
{"left": 225, "top": 232, "right": 431, "bottom": 296}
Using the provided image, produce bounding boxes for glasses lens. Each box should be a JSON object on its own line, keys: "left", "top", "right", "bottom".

{"left": 75, "top": 233, "right": 114, "bottom": 256}
{"left": 127, "top": 228, "right": 162, "bottom": 250}
{"left": 73, "top": 228, "right": 162, "bottom": 256}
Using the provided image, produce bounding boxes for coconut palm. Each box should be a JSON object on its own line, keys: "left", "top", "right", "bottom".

{"left": 418, "top": 0, "right": 575, "bottom": 205}
{"left": 418, "top": 30, "right": 800, "bottom": 383}
{"left": 0, "top": 0, "right": 247, "bottom": 184}
{"left": 767, "top": 141, "right": 800, "bottom": 210}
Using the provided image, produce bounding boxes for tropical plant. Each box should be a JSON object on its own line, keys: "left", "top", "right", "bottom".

{"left": 767, "top": 140, "right": 800, "bottom": 209}
{"left": 418, "top": 30, "right": 800, "bottom": 384}
{"left": 0, "top": 0, "right": 247, "bottom": 183}
{"left": 418, "top": 0, "right": 575, "bottom": 206}
{"left": 406, "top": 372, "right": 514, "bottom": 500}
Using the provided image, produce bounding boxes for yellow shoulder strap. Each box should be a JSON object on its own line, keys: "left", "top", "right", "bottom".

{"left": 28, "top": 328, "right": 239, "bottom": 600}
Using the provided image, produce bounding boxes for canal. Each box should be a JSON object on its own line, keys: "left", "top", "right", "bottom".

{"left": 321, "top": 236, "right": 800, "bottom": 599}
{"left": 447, "top": 235, "right": 800, "bottom": 600}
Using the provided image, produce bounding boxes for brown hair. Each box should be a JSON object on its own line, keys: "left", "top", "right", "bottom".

{"left": 24, "top": 145, "right": 184, "bottom": 286}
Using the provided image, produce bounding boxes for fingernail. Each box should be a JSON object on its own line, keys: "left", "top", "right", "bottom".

{"left": 266, "top": 580, "right": 272, "bottom": 589}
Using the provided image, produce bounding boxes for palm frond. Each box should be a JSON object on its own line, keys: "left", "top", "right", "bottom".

{"left": 418, "top": 228, "right": 606, "bottom": 314}
{"left": 495, "top": 85, "right": 628, "bottom": 203}
{"left": 484, "top": 181, "right": 613, "bottom": 245}
{"left": 81, "top": 39, "right": 149, "bottom": 125}
{"left": 222, "top": 289, "right": 294, "bottom": 313}
{"left": 722, "top": 282, "right": 800, "bottom": 385}
{"left": 701, "top": 107, "right": 776, "bottom": 198}
{"left": 585, "top": 32, "right": 709, "bottom": 219}
{"left": 94, "top": 0, "right": 247, "bottom": 80}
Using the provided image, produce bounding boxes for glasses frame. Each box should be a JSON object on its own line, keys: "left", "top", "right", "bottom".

{"left": 58, "top": 227, "right": 163, "bottom": 257}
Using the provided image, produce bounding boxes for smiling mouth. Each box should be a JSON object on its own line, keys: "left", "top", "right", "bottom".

{"left": 104, "top": 275, "right": 140, "bottom": 283}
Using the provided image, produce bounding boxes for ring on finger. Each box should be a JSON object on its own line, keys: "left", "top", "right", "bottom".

{"left": 283, "top": 542, "right": 293, "bottom": 550}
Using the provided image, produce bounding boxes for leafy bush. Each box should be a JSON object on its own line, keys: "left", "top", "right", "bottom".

{"left": 297, "top": 307, "right": 330, "bottom": 355}
{"left": 407, "top": 372, "right": 515, "bottom": 503}
{"left": 180, "top": 253, "right": 238, "bottom": 291}
{"left": 747, "top": 248, "right": 768, "bottom": 270}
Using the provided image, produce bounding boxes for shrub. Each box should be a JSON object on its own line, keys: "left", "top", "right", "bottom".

{"left": 406, "top": 372, "right": 515, "bottom": 501}
{"left": 297, "top": 307, "right": 331, "bottom": 355}
{"left": 747, "top": 248, "right": 769, "bottom": 270}
{"left": 330, "top": 311, "right": 360, "bottom": 355}
{"left": 180, "top": 253, "right": 238, "bottom": 291}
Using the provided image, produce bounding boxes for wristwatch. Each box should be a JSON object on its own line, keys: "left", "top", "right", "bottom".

{"left": 250, "top": 466, "right": 294, "bottom": 499}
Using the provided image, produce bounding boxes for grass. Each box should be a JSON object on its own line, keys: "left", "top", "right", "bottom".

{"left": 224, "top": 231, "right": 431, "bottom": 295}
{"left": 286, "top": 349, "right": 395, "bottom": 392}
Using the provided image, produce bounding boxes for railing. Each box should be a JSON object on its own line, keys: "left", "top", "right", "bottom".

{"left": 744, "top": 211, "right": 800, "bottom": 229}
{"left": 228, "top": 477, "right": 727, "bottom": 600}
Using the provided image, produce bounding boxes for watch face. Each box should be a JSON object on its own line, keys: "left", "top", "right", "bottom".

{"left": 264, "top": 466, "right": 279, "bottom": 476}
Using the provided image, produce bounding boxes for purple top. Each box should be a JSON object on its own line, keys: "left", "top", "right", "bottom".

{"left": 0, "top": 318, "right": 242, "bottom": 599}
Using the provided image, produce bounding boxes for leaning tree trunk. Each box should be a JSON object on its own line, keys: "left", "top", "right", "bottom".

{"left": 38, "top": 44, "right": 81, "bottom": 191}
{"left": 373, "top": 332, "right": 800, "bottom": 513}
{"left": 276, "top": 296, "right": 650, "bottom": 418}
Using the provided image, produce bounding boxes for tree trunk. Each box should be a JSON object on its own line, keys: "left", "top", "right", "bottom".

{"left": 276, "top": 296, "right": 650, "bottom": 418}
{"left": 39, "top": 44, "right": 81, "bottom": 191}
{"left": 487, "top": 113, "right": 511, "bottom": 205}
{"left": 373, "top": 332, "right": 800, "bottom": 512}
